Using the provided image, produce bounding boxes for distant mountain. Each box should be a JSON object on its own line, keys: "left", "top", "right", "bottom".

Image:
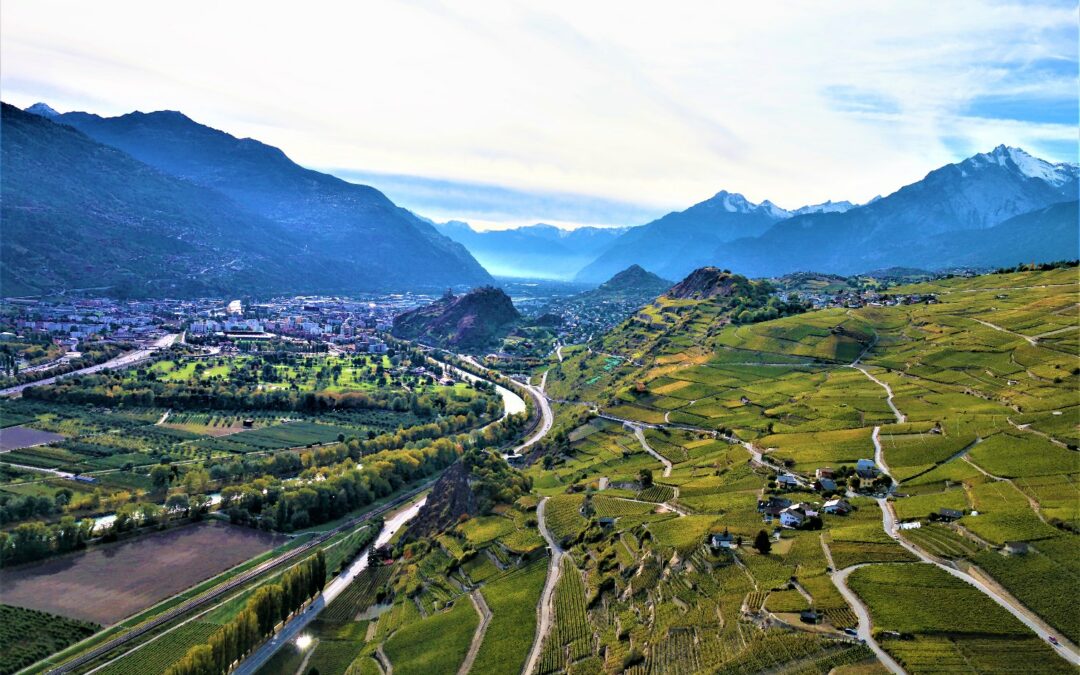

{"left": 791, "top": 200, "right": 857, "bottom": 216}
{"left": 594, "top": 264, "right": 671, "bottom": 296}
{"left": 391, "top": 287, "right": 521, "bottom": 349}
{"left": 712, "top": 146, "right": 1078, "bottom": 276}
{"left": 1, "top": 103, "right": 303, "bottom": 297}
{"left": 35, "top": 103, "right": 492, "bottom": 293}
{"left": 575, "top": 191, "right": 790, "bottom": 282}
{"left": 24, "top": 102, "right": 59, "bottom": 119}
{"left": 434, "top": 221, "right": 627, "bottom": 279}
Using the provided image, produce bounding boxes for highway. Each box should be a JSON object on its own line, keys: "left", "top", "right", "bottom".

{"left": 1, "top": 333, "right": 178, "bottom": 398}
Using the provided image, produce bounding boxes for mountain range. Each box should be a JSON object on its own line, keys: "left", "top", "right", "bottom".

{"left": 4, "top": 99, "right": 1077, "bottom": 296}
{"left": 2, "top": 102, "right": 491, "bottom": 297}
{"left": 433, "top": 221, "right": 627, "bottom": 279}
{"left": 576, "top": 146, "right": 1077, "bottom": 281}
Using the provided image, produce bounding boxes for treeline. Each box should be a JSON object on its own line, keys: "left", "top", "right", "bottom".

{"left": 165, "top": 551, "right": 325, "bottom": 675}
{"left": 0, "top": 516, "right": 94, "bottom": 567}
{"left": 993, "top": 259, "right": 1078, "bottom": 275}
{"left": 729, "top": 280, "right": 809, "bottom": 325}
{"left": 24, "top": 375, "right": 495, "bottom": 418}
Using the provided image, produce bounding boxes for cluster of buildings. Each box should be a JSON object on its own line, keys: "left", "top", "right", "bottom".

{"left": 0, "top": 292, "right": 445, "bottom": 365}
{"left": 792, "top": 289, "right": 939, "bottom": 311}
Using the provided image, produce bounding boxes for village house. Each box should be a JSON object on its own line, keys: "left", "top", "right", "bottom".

{"left": 709, "top": 529, "right": 736, "bottom": 550}
{"left": 1003, "top": 541, "right": 1029, "bottom": 555}
{"left": 817, "top": 477, "right": 838, "bottom": 492}
{"left": 937, "top": 508, "right": 964, "bottom": 522}
{"left": 758, "top": 496, "right": 792, "bottom": 520}
{"left": 822, "top": 498, "right": 852, "bottom": 515}
{"left": 779, "top": 505, "right": 807, "bottom": 528}
{"left": 776, "top": 474, "right": 800, "bottom": 489}
{"left": 856, "top": 458, "right": 879, "bottom": 479}
{"left": 815, "top": 467, "right": 834, "bottom": 479}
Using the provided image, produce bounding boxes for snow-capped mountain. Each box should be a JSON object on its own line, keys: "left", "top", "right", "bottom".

{"left": 964, "top": 145, "right": 1078, "bottom": 189}
{"left": 575, "top": 190, "right": 790, "bottom": 282}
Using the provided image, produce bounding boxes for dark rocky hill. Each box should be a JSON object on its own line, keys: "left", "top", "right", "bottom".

{"left": 392, "top": 287, "right": 521, "bottom": 350}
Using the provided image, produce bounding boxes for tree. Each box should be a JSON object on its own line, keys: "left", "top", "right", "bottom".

{"left": 753, "top": 529, "right": 772, "bottom": 555}
{"left": 150, "top": 464, "right": 172, "bottom": 490}
{"left": 638, "top": 468, "right": 653, "bottom": 488}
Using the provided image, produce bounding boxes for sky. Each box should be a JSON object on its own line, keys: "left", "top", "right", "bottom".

{"left": 2, "top": 0, "right": 1077, "bottom": 230}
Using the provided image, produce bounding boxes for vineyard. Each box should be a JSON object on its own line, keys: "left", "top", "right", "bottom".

{"left": 322, "top": 566, "right": 394, "bottom": 623}
{"left": 538, "top": 558, "right": 593, "bottom": 673}
{"left": 95, "top": 622, "right": 219, "bottom": 675}
{"left": 0, "top": 605, "right": 98, "bottom": 675}
{"left": 636, "top": 484, "right": 676, "bottom": 503}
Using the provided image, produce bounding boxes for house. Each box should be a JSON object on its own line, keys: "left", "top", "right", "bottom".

{"left": 758, "top": 496, "right": 792, "bottom": 519}
{"left": 777, "top": 474, "right": 799, "bottom": 489}
{"left": 856, "top": 459, "right": 879, "bottom": 479}
{"left": 598, "top": 517, "right": 617, "bottom": 528}
{"left": 822, "top": 498, "right": 852, "bottom": 515}
{"left": 1003, "top": 541, "right": 1029, "bottom": 555}
{"left": 710, "top": 530, "right": 736, "bottom": 550}
{"left": 800, "top": 609, "right": 823, "bottom": 624}
{"left": 779, "top": 506, "right": 807, "bottom": 528}
{"left": 938, "top": 508, "right": 964, "bottom": 522}
{"left": 818, "top": 478, "right": 838, "bottom": 492}
{"left": 243, "top": 418, "right": 255, "bottom": 428}
{"left": 815, "top": 467, "right": 835, "bottom": 480}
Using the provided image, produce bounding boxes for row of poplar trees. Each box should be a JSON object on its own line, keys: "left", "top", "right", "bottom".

{"left": 165, "top": 550, "right": 326, "bottom": 675}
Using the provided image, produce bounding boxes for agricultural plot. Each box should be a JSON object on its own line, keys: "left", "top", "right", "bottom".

{"left": 967, "top": 431, "right": 1079, "bottom": 478}
{"left": 323, "top": 566, "right": 393, "bottom": 623}
{"left": 544, "top": 494, "right": 587, "bottom": 545}
{"left": 472, "top": 559, "right": 548, "bottom": 675}
{"left": 539, "top": 557, "right": 591, "bottom": 673}
{"left": 382, "top": 598, "right": 477, "bottom": 675}
{"left": 962, "top": 480, "right": 1061, "bottom": 544}
{"left": 0, "top": 604, "right": 98, "bottom": 675}
{"left": 0, "top": 522, "right": 285, "bottom": 624}
{"left": 0, "top": 425, "right": 65, "bottom": 451}
{"left": 94, "top": 622, "right": 219, "bottom": 675}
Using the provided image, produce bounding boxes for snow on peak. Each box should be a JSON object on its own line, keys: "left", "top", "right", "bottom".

{"left": 24, "top": 102, "right": 60, "bottom": 118}
{"left": 703, "top": 191, "right": 791, "bottom": 218}
{"left": 791, "top": 200, "right": 856, "bottom": 216}
{"left": 967, "top": 145, "right": 1078, "bottom": 187}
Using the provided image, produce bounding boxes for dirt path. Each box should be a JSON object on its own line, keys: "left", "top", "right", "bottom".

{"left": 523, "top": 498, "right": 564, "bottom": 675}
{"left": 1008, "top": 417, "right": 1069, "bottom": 448}
{"left": 457, "top": 590, "right": 492, "bottom": 675}
{"left": 850, "top": 365, "right": 906, "bottom": 424}
{"left": 971, "top": 318, "right": 1038, "bottom": 347}
{"left": 632, "top": 425, "right": 673, "bottom": 477}
{"left": 375, "top": 644, "right": 394, "bottom": 675}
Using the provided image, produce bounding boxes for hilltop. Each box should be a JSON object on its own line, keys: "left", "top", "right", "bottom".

{"left": 391, "top": 287, "right": 521, "bottom": 350}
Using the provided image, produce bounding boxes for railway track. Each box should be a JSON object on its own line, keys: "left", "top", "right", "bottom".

{"left": 47, "top": 483, "right": 431, "bottom": 674}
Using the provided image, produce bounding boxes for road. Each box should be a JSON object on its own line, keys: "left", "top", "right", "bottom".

{"left": 879, "top": 498, "right": 1079, "bottom": 664}
{"left": 522, "top": 497, "right": 564, "bottom": 675}
{"left": 232, "top": 498, "right": 426, "bottom": 675}
{"left": 829, "top": 562, "right": 905, "bottom": 675}
{"left": 510, "top": 379, "right": 553, "bottom": 455}
{"left": 1, "top": 333, "right": 179, "bottom": 397}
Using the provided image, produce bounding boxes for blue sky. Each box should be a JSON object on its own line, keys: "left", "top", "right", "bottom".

{"left": 2, "top": 0, "right": 1077, "bottom": 229}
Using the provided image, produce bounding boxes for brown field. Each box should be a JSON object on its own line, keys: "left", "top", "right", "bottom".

{"left": 0, "top": 521, "right": 285, "bottom": 624}
{"left": 0, "top": 425, "right": 65, "bottom": 450}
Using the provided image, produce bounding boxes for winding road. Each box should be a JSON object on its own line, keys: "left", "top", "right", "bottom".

{"left": 632, "top": 425, "right": 672, "bottom": 477}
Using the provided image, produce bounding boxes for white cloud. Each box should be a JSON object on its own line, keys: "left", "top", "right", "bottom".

{"left": 2, "top": 0, "right": 1076, "bottom": 221}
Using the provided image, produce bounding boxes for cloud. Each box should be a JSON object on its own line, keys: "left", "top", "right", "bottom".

{"left": 2, "top": 0, "right": 1076, "bottom": 225}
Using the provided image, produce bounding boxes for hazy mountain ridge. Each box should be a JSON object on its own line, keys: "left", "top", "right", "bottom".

{"left": 1, "top": 103, "right": 302, "bottom": 297}
{"left": 23, "top": 102, "right": 492, "bottom": 294}
{"left": 434, "top": 221, "right": 628, "bottom": 279}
